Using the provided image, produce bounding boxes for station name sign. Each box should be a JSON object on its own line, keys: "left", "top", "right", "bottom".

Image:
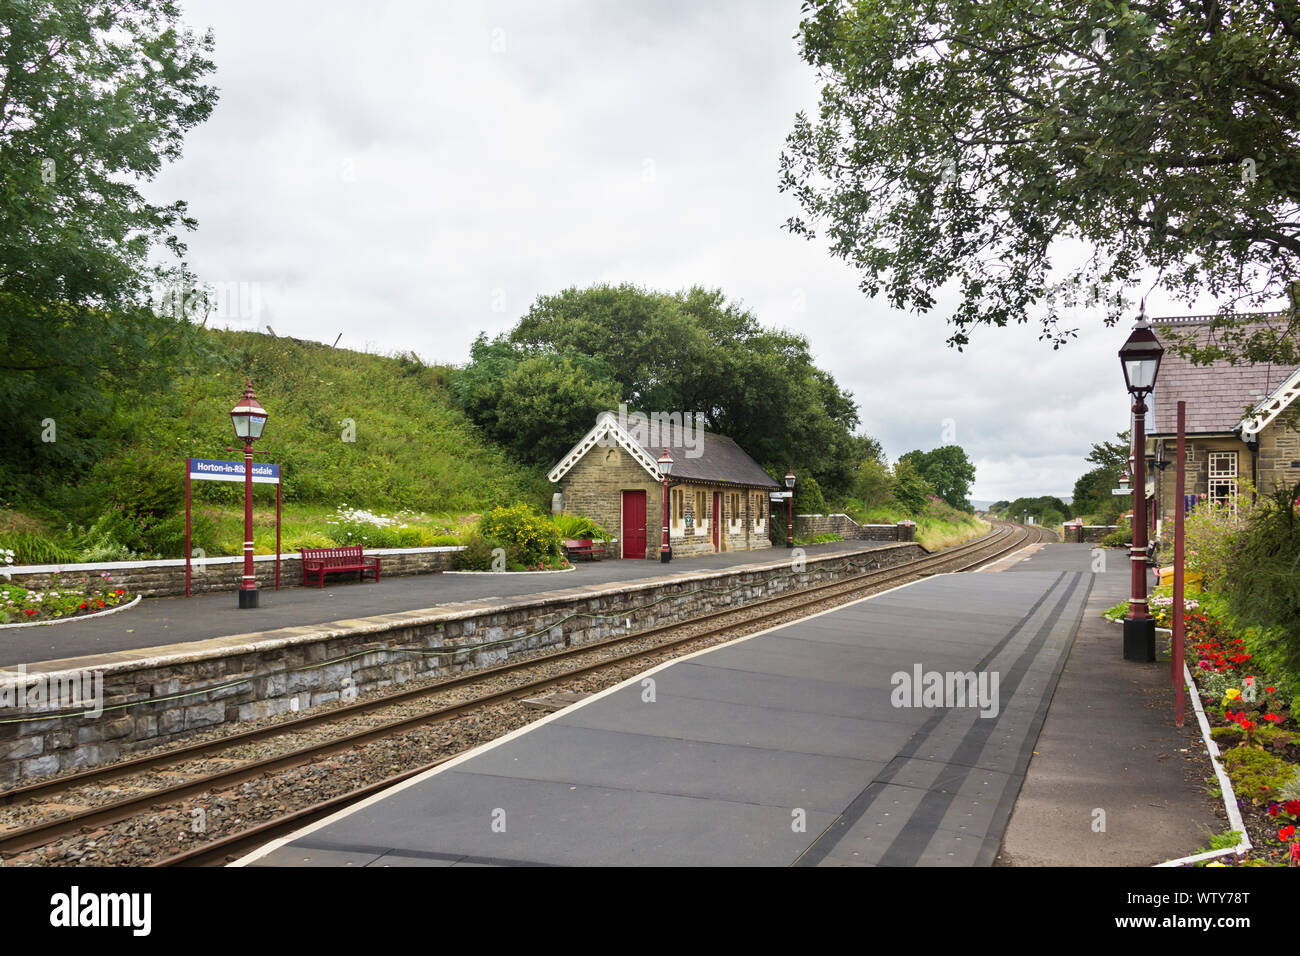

{"left": 769, "top": 490, "right": 792, "bottom": 500}
{"left": 188, "top": 458, "right": 280, "bottom": 484}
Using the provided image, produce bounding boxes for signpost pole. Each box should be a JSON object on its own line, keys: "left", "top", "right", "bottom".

{"left": 185, "top": 458, "right": 192, "bottom": 597}
{"left": 1173, "top": 401, "right": 1186, "bottom": 726}
{"left": 276, "top": 477, "right": 282, "bottom": 591}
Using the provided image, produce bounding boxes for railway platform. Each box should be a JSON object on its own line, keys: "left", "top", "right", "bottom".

{"left": 240, "top": 551, "right": 1098, "bottom": 867}
{"left": 0, "top": 539, "right": 896, "bottom": 669}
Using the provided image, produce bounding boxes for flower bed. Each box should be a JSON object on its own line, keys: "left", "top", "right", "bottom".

{"left": 0, "top": 571, "right": 136, "bottom": 625}
{"left": 1167, "top": 592, "right": 1300, "bottom": 867}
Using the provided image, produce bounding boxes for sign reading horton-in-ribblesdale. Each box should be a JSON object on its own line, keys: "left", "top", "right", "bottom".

{"left": 188, "top": 458, "right": 280, "bottom": 484}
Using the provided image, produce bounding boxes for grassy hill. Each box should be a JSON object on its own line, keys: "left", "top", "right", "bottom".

{"left": 1, "top": 329, "right": 549, "bottom": 563}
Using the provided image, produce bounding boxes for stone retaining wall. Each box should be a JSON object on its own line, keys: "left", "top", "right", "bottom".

{"left": 0, "top": 542, "right": 925, "bottom": 783}
{"left": 794, "top": 514, "right": 915, "bottom": 542}
{"left": 2, "top": 546, "right": 462, "bottom": 599}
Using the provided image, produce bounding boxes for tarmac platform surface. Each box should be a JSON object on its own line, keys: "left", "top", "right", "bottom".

{"left": 242, "top": 559, "right": 1094, "bottom": 867}
{"left": 1, "top": 539, "right": 895, "bottom": 668}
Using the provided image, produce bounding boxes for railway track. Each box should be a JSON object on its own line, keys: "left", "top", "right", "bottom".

{"left": 0, "top": 520, "right": 1051, "bottom": 867}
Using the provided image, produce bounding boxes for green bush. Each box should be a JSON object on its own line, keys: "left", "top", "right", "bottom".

{"left": 552, "top": 512, "right": 610, "bottom": 541}
{"left": 479, "top": 504, "right": 562, "bottom": 564}
{"left": 451, "top": 531, "right": 519, "bottom": 570}
{"left": 793, "top": 475, "right": 827, "bottom": 516}
{"left": 1099, "top": 520, "right": 1131, "bottom": 548}
{"left": 1223, "top": 481, "right": 1300, "bottom": 676}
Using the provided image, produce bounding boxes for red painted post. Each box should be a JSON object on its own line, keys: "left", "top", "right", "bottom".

{"left": 276, "top": 478, "right": 282, "bottom": 591}
{"left": 1173, "top": 401, "right": 1186, "bottom": 726}
{"left": 1126, "top": 396, "right": 1153, "bottom": 634}
{"left": 242, "top": 441, "right": 255, "bottom": 602}
{"left": 185, "top": 458, "right": 192, "bottom": 597}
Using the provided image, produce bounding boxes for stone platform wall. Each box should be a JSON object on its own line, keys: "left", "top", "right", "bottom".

{"left": 0, "top": 542, "right": 925, "bottom": 783}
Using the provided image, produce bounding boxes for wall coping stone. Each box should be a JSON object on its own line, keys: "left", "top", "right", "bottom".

{"left": 3, "top": 544, "right": 466, "bottom": 576}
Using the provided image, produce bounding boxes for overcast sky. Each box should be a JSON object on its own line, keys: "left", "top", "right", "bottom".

{"left": 147, "top": 0, "right": 1222, "bottom": 503}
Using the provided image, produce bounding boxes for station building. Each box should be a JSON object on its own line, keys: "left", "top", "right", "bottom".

{"left": 548, "top": 411, "right": 781, "bottom": 559}
{"left": 1147, "top": 311, "right": 1300, "bottom": 534}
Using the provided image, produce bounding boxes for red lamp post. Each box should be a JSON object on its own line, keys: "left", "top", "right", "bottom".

{"left": 230, "top": 381, "right": 268, "bottom": 609}
{"left": 784, "top": 469, "right": 796, "bottom": 548}
{"left": 1118, "top": 309, "right": 1164, "bottom": 661}
{"left": 657, "top": 449, "right": 673, "bottom": 563}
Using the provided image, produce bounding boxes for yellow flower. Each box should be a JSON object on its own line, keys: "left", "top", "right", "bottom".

{"left": 1224, "top": 688, "right": 1241, "bottom": 701}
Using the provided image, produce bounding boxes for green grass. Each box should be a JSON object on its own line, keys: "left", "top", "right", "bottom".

{"left": 847, "top": 501, "right": 989, "bottom": 551}
{"left": 5, "top": 329, "right": 551, "bottom": 560}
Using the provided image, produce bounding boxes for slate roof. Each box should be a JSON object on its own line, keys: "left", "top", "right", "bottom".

{"left": 1148, "top": 312, "right": 1298, "bottom": 435}
{"left": 627, "top": 418, "right": 780, "bottom": 489}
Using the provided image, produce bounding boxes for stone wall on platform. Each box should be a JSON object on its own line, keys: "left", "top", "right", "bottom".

{"left": 0, "top": 542, "right": 925, "bottom": 783}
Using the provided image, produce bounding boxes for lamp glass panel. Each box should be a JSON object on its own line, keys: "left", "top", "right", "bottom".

{"left": 1125, "top": 358, "right": 1157, "bottom": 390}
{"left": 232, "top": 414, "right": 251, "bottom": 438}
{"left": 250, "top": 415, "right": 267, "bottom": 439}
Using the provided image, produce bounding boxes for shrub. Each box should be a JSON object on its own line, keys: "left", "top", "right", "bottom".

{"left": 1099, "top": 520, "right": 1131, "bottom": 548}
{"left": 479, "top": 504, "right": 561, "bottom": 564}
{"left": 552, "top": 513, "right": 610, "bottom": 541}
{"left": 1184, "top": 481, "right": 1261, "bottom": 589}
{"left": 451, "top": 531, "right": 522, "bottom": 570}
{"left": 1222, "top": 481, "right": 1300, "bottom": 677}
{"left": 792, "top": 475, "right": 827, "bottom": 516}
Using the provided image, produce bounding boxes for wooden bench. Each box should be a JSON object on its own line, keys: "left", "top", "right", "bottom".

{"left": 562, "top": 538, "right": 606, "bottom": 561}
{"left": 299, "top": 545, "right": 381, "bottom": 587}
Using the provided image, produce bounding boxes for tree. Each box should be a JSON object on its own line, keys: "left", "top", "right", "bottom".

{"left": 781, "top": 1, "right": 1300, "bottom": 364}
{"left": 485, "top": 283, "right": 863, "bottom": 495}
{"left": 850, "top": 456, "right": 894, "bottom": 508}
{"left": 898, "top": 445, "right": 977, "bottom": 511}
{"left": 891, "top": 459, "right": 933, "bottom": 515}
{"left": 452, "top": 334, "right": 621, "bottom": 466}
{"left": 1070, "top": 430, "right": 1131, "bottom": 517}
{"left": 0, "top": 1, "right": 218, "bottom": 495}
{"left": 1086, "top": 430, "right": 1132, "bottom": 472}
{"left": 1001, "top": 495, "right": 1072, "bottom": 524}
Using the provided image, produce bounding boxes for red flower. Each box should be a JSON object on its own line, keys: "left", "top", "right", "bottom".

{"left": 1280, "top": 825, "right": 1296, "bottom": 841}
{"left": 1267, "top": 687, "right": 1276, "bottom": 693}
{"left": 1263, "top": 713, "right": 1283, "bottom": 723}
{"left": 23, "top": 609, "right": 36, "bottom": 616}
{"left": 1286, "top": 801, "right": 1300, "bottom": 816}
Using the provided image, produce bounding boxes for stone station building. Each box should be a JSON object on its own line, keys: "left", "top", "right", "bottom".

{"left": 548, "top": 412, "right": 781, "bottom": 559}
{"left": 1147, "top": 312, "right": 1300, "bottom": 535}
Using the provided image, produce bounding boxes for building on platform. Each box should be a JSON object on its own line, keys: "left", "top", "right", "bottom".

{"left": 1147, "top": 312, "right": 1300, "bottom": 534}
{"left": 547, "top": 411, "right": 781, "bottom": 559}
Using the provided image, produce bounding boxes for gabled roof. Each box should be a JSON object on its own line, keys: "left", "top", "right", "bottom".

{"left": 548, "top": 412, "right": 780, "bottom": 489}
{"left": 1241, "top": 365, "right": 1300, "bottom": 440}
{"left": 1149, "top": 312, "right": 1298, "bottom": 435}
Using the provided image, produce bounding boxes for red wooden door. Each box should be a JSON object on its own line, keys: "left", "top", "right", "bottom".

{"left": 622, "top": 490, "right": 646, "bottom": 559}
{"left": 712, "top": 492, "right": 721, "bottom": 551}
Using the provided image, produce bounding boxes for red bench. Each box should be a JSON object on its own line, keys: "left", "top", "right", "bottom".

{"left": 562, "top": 538, "right": 605, "bottom": 561}
{"left": 299, "top": 545, "right": 381, "bottom": 587}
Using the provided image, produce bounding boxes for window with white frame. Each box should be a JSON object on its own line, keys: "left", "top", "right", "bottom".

{"left": 1207, "top": 451, "right": 1238, "bottom": 513}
